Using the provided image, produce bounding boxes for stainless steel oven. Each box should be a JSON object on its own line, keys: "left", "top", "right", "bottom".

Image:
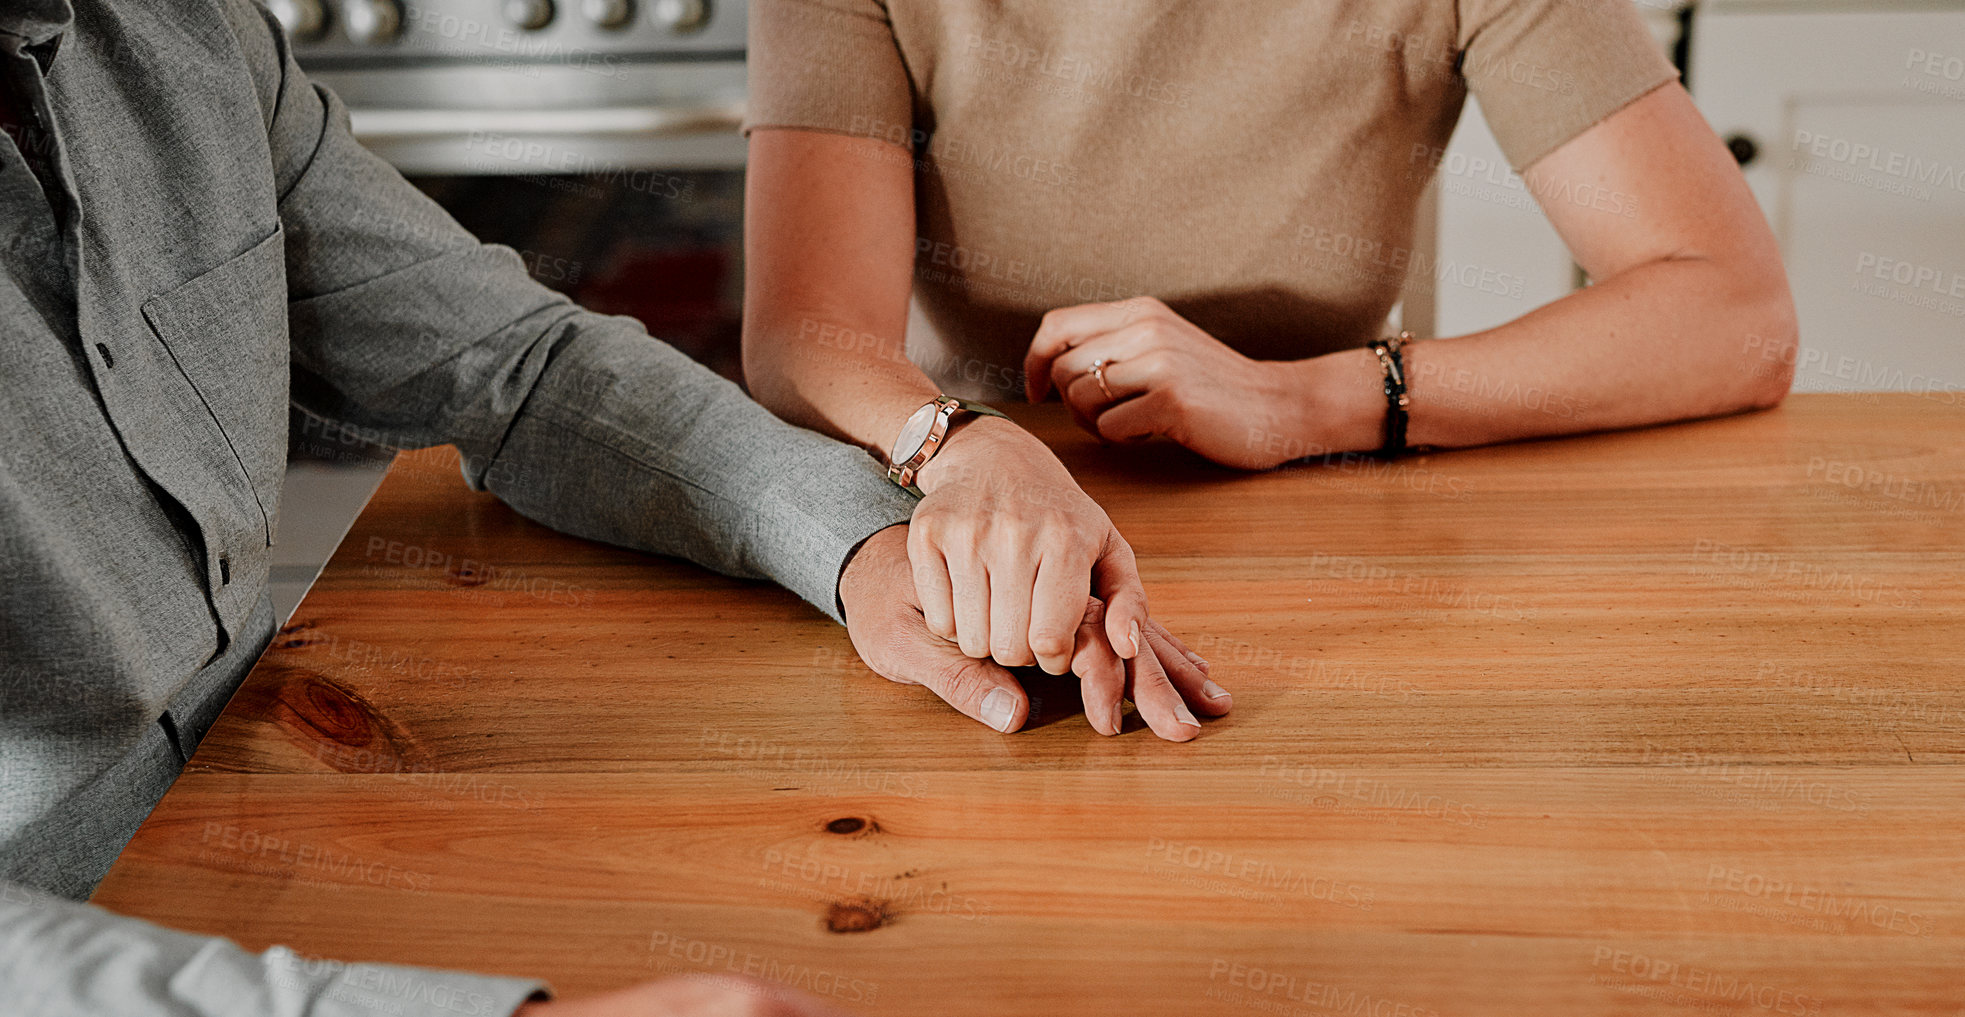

{"left": 274, "top": 0, "right": 751, "bottom": 394}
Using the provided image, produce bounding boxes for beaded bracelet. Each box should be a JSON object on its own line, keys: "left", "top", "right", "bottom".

{"left": 1368, "top": 331, "right": 1414, "bottom": 459}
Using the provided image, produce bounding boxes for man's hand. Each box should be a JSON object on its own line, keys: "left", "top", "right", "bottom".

{"left": 840, "top": 525, "right": 1231, "bottom": 740}
{"left": 1023, "top": 297, "right": 1330, "bottom": 470}
{"left": 908, "top": 415, "right": 1152, "bottom": 675}
{"left": 513, "top": 974, "right": 850, "bottom": 1017}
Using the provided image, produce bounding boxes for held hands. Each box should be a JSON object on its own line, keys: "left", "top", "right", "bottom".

{"left": 907, "top": 414, "right": 1145, "bottom": 675}
{"left": 1024, "top": 296, "right": 1324, "bottom": 470}
{"left": 840, "top": 524, "right": 1231, "bottom": 741}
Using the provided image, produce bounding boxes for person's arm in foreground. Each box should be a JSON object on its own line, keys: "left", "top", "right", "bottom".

{"left": 742, "top": 128, "right": 1229, "bottom": 739}
{"left": 1025, "top": 83, "right": 1800, "bottom": 467}
{"left": 0, "top": 879, "right": 842, "bottom": 1017}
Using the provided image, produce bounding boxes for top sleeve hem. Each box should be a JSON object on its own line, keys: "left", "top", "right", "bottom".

{"left": 1512, "top": 71, "right": 1679, "bottom": 174}
{"left": 739, "top": 121, "right": 915, "bottom": 147}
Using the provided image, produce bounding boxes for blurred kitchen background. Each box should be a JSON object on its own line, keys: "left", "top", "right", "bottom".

{"left": 266, "top": 0, "right": 1965, "bottom": 621}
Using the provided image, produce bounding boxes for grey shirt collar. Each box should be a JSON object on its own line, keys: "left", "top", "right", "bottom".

{"left": 0, "top": 0, "right": 70, "bottom": 70}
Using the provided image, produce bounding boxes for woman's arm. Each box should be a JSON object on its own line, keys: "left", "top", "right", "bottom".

{"left": 1027, "top": 83, "right": 1799, "bottom": 464}
{"left": 743, "top": 128, "right": 1229, "bottom": 741}
{"left": 1364, "top": 81, "right": 1798, "bottom": 450}
{"left": 741, "top": 129, "right": 928, "bottom": 447}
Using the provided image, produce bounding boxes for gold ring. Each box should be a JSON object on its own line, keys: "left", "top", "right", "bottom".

{"left": 1090, "top": 358, "right": 1116, "bottom": 401}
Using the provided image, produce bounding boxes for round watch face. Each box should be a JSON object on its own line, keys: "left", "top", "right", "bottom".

{"left": 891, "top": 403, "right": 940, "bottom": 464}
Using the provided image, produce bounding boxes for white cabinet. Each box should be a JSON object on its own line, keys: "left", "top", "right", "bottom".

{"left": 1427, "top": 1, "right": 1965, "bottom": 396}
{"left": 1691, "top": 2, "right": 1965, "bottom": 393}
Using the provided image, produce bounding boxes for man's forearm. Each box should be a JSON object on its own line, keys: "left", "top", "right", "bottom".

{"left": 475, "top": 319, "right": 917, "bottom": 623}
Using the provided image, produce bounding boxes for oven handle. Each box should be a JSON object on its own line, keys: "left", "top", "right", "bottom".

{"left": 346, "top": 102, "right": 747, "bottom": 140}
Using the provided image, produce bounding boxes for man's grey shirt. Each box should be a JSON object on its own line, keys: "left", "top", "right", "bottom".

{"left": 0, "top": 0, "right": 916, "bottom": 1010}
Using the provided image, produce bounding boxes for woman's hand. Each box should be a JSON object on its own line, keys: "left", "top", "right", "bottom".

{"left": 1024, "top": 297, "right": 1334, "bottom": 470}
{"left": 841, "top": 524, "right": 1231, "bottom": 740}
{"left": 908, "top": 415, "right": 1150, "bottom": 677}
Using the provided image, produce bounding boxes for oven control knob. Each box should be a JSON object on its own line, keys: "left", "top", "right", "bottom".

{"left": 650, "top": 0, "right": 709, "bottom": 33}
{"left": 504, "top": 0, "right": 556, "bottom": 30}
{"left": 340, "top": 0, "right": 403, "bottom": 44}
{"left": 268, "top": 0, "right": 330, "bottom": 42}
{"left": 582, "top": 0, "right": 635, "bottom": 29}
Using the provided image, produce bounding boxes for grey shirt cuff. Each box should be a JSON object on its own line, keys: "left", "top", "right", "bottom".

{"left": 472, "top": 319, "right": 919, "bottom": 623}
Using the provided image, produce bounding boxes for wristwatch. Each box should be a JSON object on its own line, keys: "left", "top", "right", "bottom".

{"left": 886, "top": 394, "right": 1008, "bottom": 495}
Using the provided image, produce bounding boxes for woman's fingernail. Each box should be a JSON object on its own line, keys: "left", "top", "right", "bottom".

{"left": 1202, "top": 680, "right": 1230, "bottom": 701}
{"left": 981, "top": 688, "right": 1017, "bottom": 733}
{"left": 1128, "top": 620, "right": 1142, "bottom": 658}
{"left": 1109, "top": 704, "right": 1124, "bottom": 735}
{"left": 1175, "top": 702, "right": 1200, "bottom": 728}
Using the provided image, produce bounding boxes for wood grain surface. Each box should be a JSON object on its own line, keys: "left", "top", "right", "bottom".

{"left": 94, "top": 396, "right": 1965, "bottom": 1016}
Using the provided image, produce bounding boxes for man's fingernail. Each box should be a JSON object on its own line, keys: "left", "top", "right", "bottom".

{"left": 1128, "top": 620, "right": 1142, "bottom": 658}
{"left": 1109, "top": 704, "right": 1124, "bottom": 735}
{"left": 1186, "top": 651, "right": 1210, "bottom": 672}
{"left": 981, "top": 688, "right": 1017, "bottom": 733}
{"left": 1202, "top": 680, "right": 1230, "bottom": 701}
{"left": 1175, "top": 702, "right": 1200, "bottom": 728}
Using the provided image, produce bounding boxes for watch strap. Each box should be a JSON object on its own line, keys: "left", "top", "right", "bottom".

{"left": 952, "top": 399, "right": 1009, "bottom": 421}
{"left": 885, "top": 395, "right": 1006, "bottom": 494}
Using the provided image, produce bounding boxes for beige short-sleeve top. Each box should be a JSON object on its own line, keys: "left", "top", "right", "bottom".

{"left": 747, "top": 0, "right": 1678, "bottom": 397}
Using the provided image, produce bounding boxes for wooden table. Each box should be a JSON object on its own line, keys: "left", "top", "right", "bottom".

{"left": 96, "top": 396, "right": 1965, "bottom": 1016}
